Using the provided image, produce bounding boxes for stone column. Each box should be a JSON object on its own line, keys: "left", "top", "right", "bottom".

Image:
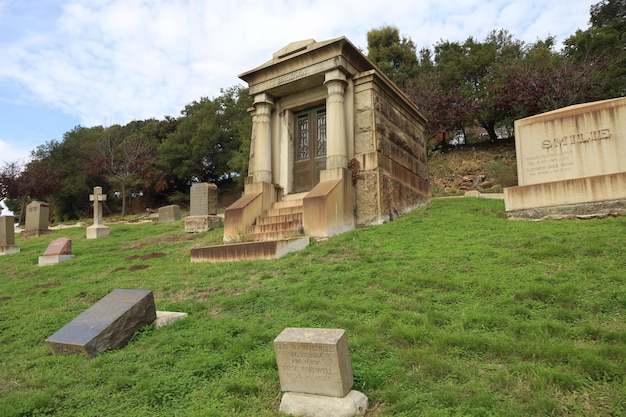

{"left": 324, "top": 69, "right": 348, "bottom": 169}
{"left": 253, "top": 93, "right": 274, "bottom": 184}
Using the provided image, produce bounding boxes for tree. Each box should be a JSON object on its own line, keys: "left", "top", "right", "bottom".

{"left": 157, "top": 85, "right": 252, "bottom": 187}
{"left": 564, "top": 0, "right": 626, "bottom": 98}
{"left": 367, "top": 26, "right": 418, "bottom": 89}
{"left": 95, "top": 122, "right": 160, "bottom": 217}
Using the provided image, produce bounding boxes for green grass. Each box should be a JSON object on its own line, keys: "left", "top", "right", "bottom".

{"left": 1, "top": 198, "right": 625, "bottom": 416}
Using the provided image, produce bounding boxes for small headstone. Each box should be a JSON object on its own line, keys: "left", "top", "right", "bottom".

{"left": 190, "top": 183, "right": 218, "bottom": 216}
{"left": 39, "top": 237, "right": 74, "bottom": 266}
{"left": 0, "top": 215, "right": 20, "bottom": 255}
{"left": 274, "top": 328, "right": 368, "bottom": 416}
{"left": 158, "top": 205, "right": 181, "bottom": 223}
{"left": 21, "top": 201, "right": 50, "bottom": 237}
{"left": 86, "top": 186, "right": 110, "bottom": 239}
{"left": 45, "top": 289, "right": 157, "bottom": 358}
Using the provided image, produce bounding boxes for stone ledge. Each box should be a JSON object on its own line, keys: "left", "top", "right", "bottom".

{"left": 279, "top": 390, "right": 368, "bottom": 417}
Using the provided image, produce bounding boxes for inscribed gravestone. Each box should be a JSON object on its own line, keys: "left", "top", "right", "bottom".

{"left": 86, "top": 186, "right": 110, "bottom": 239}
{"left": 505, "top": 97, "right": 626, "bottom": 219}
{"left": 158, "top": 205, "right": 181, "bottom": 222}
{"left": 190, "top": 182, "right": 218, "bottom": 216}
{"left": 274, "top": 327, "right": 353, "bottom": 397}
{"left": 38, "top": 237, "right": 74, "bottom": 266}
{"left": 22, "top": 201, "right": 50, "bottom": 237}
{"left": 46, "top": 289, "right": 156, "bottom": 358}
{"left": 0, "top": 215, "right": 20, "bottom": 255}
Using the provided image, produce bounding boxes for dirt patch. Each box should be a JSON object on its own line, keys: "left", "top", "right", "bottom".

{"left": 128, "top": 264, "right": 150, "bottom": 271}
{"left": 0, "top": 296, "right": 11, "bottom": 302}
{"left": 125, "top": 252, "right": 166, "bottom": 261}
{"left": 23, "top": 282, "right": 61, "bottom": 293}
{"left": 110, "top": 267, "right": 126, "bottom": 273}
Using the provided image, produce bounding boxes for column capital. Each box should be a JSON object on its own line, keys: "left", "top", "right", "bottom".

{"left": 324, "top": 69, "right": 348, "bottom": 85}
{"left": 253, "top": 93, "right": 274, "bottom": 107}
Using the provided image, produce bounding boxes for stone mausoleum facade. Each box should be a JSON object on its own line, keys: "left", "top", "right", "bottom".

{"left": 222, "top": 37, "right": 430, "bottom": 244}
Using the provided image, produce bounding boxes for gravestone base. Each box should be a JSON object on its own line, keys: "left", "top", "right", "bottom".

{"left": 20, "top": 229, "right": 51, "bottom": 238}
{"left": 184, "top": 215, "right": 222, "bottom": 233}
{"left": 154, "top": 311, "right": 188, "bottom": 329}
{"left": 0, "top": 245, "right": 20, "bottom": 255}
{"left": 39, "top": 254, "right": 74, "bottom": 266}
{"left": 279, "top": 390, "right": 368, "bottom": 417}
{"left": 86, "top": 225, "right": 110, "bottom": 239}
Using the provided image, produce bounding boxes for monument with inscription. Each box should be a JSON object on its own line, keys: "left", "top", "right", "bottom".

{"left": 38, "top": 237, "right": 74, "bottom": 266}
{"left": 21, "top": 200, "right": 50, "bottom": 237}
{"left": 46, "top": 289, "right": 156, "bottom": 358}
{"left": 184, "top": 182, "right": 221, "bottom": 232}
{"left": 86, "top": 186, "right": 110, "bottom": 239}
{"left": 274, "top": 327, "right": 368, "bottom": 417}
{"left": 0, "top": 215, "right": 20, "bottom": 255}
{"left": 505, "top": 97, "right": 626, "bottom": 219}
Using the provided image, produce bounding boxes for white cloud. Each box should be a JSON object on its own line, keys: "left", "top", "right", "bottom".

{"left": 0, "top": 0, "right": 595, "bottom": 138}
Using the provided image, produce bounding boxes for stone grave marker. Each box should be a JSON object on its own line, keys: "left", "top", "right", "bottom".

{"left": 189, "top": 182, "right": 218, "bottom": 216}
{"left": 274, "top": 327, "right": 368, "bottom": 417}
{"left": 21, "top": 201, "right": 50, "bottom": 237}
{"left": 86, "top": 186, "right": 110, "bottom": 239}
{"left": 38, "top": 237, "right": 74, "bottom": 266}
{"left": 46, "top": 289, "right": 157, "bottom": 358}
{"left": 158, "top": 205, "right": 181, "bottom": 222}
{"left": 185, "top": 182, "right": 221, "bottom": 232}
{"left": 0, "top": 215, "right": 20, "bottom": 255}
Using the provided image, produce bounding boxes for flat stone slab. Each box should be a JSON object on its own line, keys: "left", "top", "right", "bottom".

{"left": 279, "top": 390, "right": 368, "bottom": 417}
{"left": 46, "top": 289, "right": 156, "bottom": 358}
{"left": 154, "top": 311, "right": 188, "bottom": 329}
{"left": 274, "top": 328, "right": 353, "bottom": 397}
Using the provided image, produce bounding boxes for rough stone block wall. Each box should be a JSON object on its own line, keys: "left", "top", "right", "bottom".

{"left": 353, "top": 74, "right": 430, "bottom": 226}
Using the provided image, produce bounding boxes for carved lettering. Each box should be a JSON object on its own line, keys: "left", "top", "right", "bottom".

{"left": 542, "top": 129, "right": 611, "bottom": 149}
{"left": 275, "top": 69, "right": 307, "bottom": 86}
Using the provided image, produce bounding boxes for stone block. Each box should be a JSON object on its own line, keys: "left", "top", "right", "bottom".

{"left": 25, "top": 201, "right": 49, "bottom": 232}
{"left": 158, "top": 205, "right": 181, "bottom": 222}
{"left": 184, "top": 215, "right": 222, "bottom": 233}
{"left": 86, "top": 225, "right": 110, "bottom": 239}
{"left": 45, "top": 289, "right": 156, "bottom": 358}
{"left": 279, "top": 390, "right": 368, "bottom": 417}
{"left": 274, "top": 328, "right": 353, "bottom": 398}
{"left": 0, "top": 215, "right": 19, "bottom": 255}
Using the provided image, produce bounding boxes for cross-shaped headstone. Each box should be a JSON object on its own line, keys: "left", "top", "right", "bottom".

{"left": 90, "top": 186, "right": 107, "bottom": 226}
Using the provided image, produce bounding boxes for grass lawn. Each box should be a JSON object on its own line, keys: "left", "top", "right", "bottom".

{"left": 1, "top": 198, "right": 624, "bottom": 416}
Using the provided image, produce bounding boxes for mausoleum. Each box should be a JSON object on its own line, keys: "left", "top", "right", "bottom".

{"left": 192, "top": 37, "right": 429, "bottom": 261}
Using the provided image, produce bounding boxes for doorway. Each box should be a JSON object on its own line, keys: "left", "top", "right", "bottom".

{"left": 293, "top": 106, "right": 327, "bottom": 192}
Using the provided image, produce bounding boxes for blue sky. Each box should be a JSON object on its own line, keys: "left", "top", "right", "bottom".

{"left": 0, "top": 0, "right": 595, "bottom": 164}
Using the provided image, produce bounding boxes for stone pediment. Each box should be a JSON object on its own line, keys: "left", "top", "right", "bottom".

{"left": 273, "top": 39, "right": 316, "bottom": 60}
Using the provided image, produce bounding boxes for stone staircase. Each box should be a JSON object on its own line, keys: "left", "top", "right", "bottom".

{"left": 190, "top": 195, "right": 309, "bottom": 262}
{"left": 243, "top": 199, "right": 304, "bottom": 241}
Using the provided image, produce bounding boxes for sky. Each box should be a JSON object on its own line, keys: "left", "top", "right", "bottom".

{"left": 0, "top": 0, "right": 596, "bottom": 164}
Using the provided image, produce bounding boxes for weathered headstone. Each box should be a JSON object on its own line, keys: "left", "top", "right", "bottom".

{"left": 86, "top": 186, "right": 110, "bottom": 239}
{"left": 0, "top": 215, "right": 20, "bottom": 255}
{"left": 274, "top": 328, "right": 368, "bottom": 417}
{"left": 185, "top": 182, "right": 221, "bottom": 232}
{"left": 21, "top": 201, "right": 50, "bottom": 237}
{"left": 158, "top": 205, "right": 181, "bottom": 223}
{"left": 45, "top": 289, "right": 156, "bottom": 358}
{"left": 38, "top": 237, "right": 74, "bottom": 266}
{"left": 505, "top": 97, "right": 626, "bottom": 219}
{"left": 189, "top": 182, "right": 218, "bottom": 216}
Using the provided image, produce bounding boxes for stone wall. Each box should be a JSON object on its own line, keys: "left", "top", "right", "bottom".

{"left": 353, "top": 71, "right": 430, "bottom": 225}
